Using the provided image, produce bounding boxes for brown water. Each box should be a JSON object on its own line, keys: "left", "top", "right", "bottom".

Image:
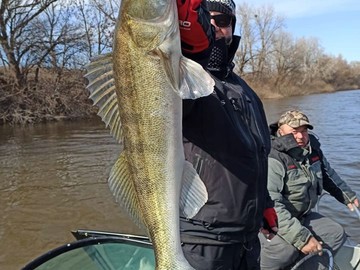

{"left": 0, "top": 119, "right": 144, "bottom": 270}
{"left": 1, "top": 90, "right": 359, "bottom": 270}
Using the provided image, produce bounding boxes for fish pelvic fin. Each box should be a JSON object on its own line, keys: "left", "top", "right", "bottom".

{"left": 85, "top": 53, "right": 123, "bottom": 144}
{"left": 180, "top": 161, "right": 208, "bottom": 219}
{"left": 108, "top": 153, "right": 147, "bottom": 231}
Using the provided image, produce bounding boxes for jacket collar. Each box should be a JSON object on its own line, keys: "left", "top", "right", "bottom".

{"left": 271, "top": 133, "right": 309, "bottom": 162}
{"left": 270, "top": 123, "right": 321, "bottom": 162}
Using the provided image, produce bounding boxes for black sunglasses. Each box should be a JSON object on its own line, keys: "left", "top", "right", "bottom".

{"left": 211, "top": 14, "right": 233, "bottom": 28}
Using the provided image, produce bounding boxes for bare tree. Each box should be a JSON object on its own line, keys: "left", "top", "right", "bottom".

{"left": 252, "top": 5, "right": 284, "bottom": 79}
{"left": 75, "top": 0, "right": 118, "bottom": 59}
{"left": 270, "top": 31, "right": 301, "bottom": 90}
{"left": 235, "top": 3, "right": 256, "bottom": 75}
{"left": 0, "top": 0, "right": 58, "bottom": 88}
{"left": 235, "top": 3, "right": 284, "bottom": 81}
{"left": 23, "top": 2, "right": 86, "bottom": 85}
{"left": 294, "top": 37, "right": 324, "bottom": 85}
{"left": 319, "top": 56, "right": 358, "bottom": 90}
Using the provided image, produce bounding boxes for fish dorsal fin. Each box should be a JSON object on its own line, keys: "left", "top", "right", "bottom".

{"left": 180, "top": 161, "right": 208, "bottom": 218}
{"left": 85, "top": 53, "right": 123, "bottom": 143}
{"left": 108, "top": 153, "right": 147, "bottom": 231}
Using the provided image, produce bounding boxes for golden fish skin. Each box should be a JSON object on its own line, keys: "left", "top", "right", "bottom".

{"left": 85, "top": 0, "right": 214, "bottom": 269}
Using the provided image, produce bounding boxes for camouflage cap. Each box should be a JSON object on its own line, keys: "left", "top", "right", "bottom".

{"left": 278, "top": 110, "right": 313, "bottom": 130}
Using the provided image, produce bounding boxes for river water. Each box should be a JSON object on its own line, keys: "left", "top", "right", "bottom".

{"left": 0, "top": 89, "right": 359, "bottom": 270}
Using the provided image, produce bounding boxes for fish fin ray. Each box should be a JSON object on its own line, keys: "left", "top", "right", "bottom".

{"left": 108, "top": 153, "right": 147, "bottom": 231}
{"left": 157, "top": 49, "right": 215, "bottom": 100}
{"left": 85, "top": 53, "right": 123, "bottom": 143}
{"left": 178, "top": 56, "right": 214, "bottom": 99}
{"left": 180, "top": 161, "right": 208, "bottom": 218}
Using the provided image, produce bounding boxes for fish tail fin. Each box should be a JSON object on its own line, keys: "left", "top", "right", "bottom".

{"left": 178, "top": 56, "right": 215, "bottom": 100}
{"left": 108, "top": 153, "right": 147, "bottom": 231}
{"left": 180, "top": 161, "right": 208, "bottom": 218}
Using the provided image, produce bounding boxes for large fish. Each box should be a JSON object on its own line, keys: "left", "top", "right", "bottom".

{"left": 85, "top": 0, "right": 214, "bottom": 269}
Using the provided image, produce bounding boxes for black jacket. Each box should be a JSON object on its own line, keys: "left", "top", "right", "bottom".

{"left": 180, "top": 36, "right": 272, "bottom": 244}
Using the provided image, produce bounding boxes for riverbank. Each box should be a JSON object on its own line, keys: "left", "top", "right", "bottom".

{"left": 0, "top": 68, "right": 359, "bottom": 125}
{"left": 0, "top": 69, "right": 97, "bottom": 125}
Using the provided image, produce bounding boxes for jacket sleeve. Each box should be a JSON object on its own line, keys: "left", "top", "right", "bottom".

{"left": 267, "top": 158, "right": 312, "bottom": 250}
{"left": 320, "top": 153, "right": 357, "bottom": 205}
{"left": 265, "top": 189, "right": 275, "bottom": 209}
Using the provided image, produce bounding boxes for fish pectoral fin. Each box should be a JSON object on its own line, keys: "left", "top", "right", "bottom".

{"left": 85, "top": 53, "right": 123, "bottom": 144}
{"left": 108, "top": 153, "right": 147, "bottom": 231}
{"left": 159, "top": 50, "right": 215, "bottom": 100}
{"left": 180, "top": 161, "right": 208, "bottom": 218}
{"left": 178, "top": 56, "right": 215, "bottom": 100}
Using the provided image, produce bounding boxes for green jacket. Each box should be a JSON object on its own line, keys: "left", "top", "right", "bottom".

{"left": 268, "top": 126, "right": 356, "bottom": 250}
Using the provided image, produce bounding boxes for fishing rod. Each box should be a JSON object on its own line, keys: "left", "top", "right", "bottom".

{"left": 351, "top": 203, "right": 360, "bottom": 220}
{"left": 290, "top": 248, "right": 334, "bottom": 270}
{"left": 316, "top": 193, "right": 360, "bottom": 221}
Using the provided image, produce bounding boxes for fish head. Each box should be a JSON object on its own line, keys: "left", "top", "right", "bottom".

{"left": 120, "top": 0, "right": 170, "bottom": 20}
{"left": 116, "top": 0, "right": 178, "bottom": 50}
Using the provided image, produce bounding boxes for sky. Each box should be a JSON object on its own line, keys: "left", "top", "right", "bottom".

{"left": 236, "top": 0, "right": 360, "bottom": 62}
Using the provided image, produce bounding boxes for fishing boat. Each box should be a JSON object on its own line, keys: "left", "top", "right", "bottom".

{"left": 21, "top": 228, "right": 360, "bottom": 270}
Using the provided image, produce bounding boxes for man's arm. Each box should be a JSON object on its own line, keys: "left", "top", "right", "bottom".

{"left": 267, "top": 158, "right": 313, "bottom": 250}
{"left": 320, "top": 152, "right": 358, "bottom": 207}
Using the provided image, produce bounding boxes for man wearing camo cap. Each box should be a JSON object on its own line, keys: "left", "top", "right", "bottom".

{"left": 259, "top": 109, "right": 359, "bottom": 269}
{"left": 279, "top": 110, "right": 314, "bottom": 129}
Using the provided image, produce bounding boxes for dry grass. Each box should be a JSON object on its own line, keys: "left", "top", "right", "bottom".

{"left": 242, "top": 75, "right": 339, "bottom": 99}
{"left": 0, "top": 68, "right": 97, "bottom": 125}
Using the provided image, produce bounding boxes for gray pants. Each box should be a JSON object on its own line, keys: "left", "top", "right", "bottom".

{"left": 259, "top": 212, "right": 346, "bottom": 270}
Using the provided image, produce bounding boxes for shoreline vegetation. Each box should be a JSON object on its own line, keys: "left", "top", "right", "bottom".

{"left": 1, "top": 67, "right": 359, "bottom": 125}
{"left": 1, "top": 0, "right": 360, "bottom": 125}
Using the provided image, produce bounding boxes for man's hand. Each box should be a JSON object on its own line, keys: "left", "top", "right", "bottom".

{"left": 301, "top": 236, "right": 323, "bottom": 256}
{"left": 348, "top": 198, "right": 360, "bottom": 220}
{"left": 176, "top": 0, "right": 214, "bottom": 54}
{"left": 347, "top": 198, "right": 359, "bottom": 211}
{"left": 260, "top": 207, "right": 278, "bottom": 241}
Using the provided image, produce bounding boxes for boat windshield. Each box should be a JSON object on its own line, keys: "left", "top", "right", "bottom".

{"left": 22, "top": 237, "right": 155, "bottom": 270}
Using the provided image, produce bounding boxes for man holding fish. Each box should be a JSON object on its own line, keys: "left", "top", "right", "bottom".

{"left": 85, "top": 0, "right": 276, "bottom": 268}
{"left": 177, "top": 0, "right": 277, "bottom": 269}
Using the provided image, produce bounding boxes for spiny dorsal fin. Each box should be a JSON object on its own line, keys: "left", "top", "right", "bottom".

{"left": 108, "top": 153, "right": 147, "bottom": 231}
{"left": 180, "top": 161, "right": 208, "bottom": 218}
{"left": 85, "top": 53, "right": 123, "bottom": 143}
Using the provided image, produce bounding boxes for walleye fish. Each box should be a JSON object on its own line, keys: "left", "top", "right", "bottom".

{"left": 85, "top": 0, "right": 214, "bottom": 269}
